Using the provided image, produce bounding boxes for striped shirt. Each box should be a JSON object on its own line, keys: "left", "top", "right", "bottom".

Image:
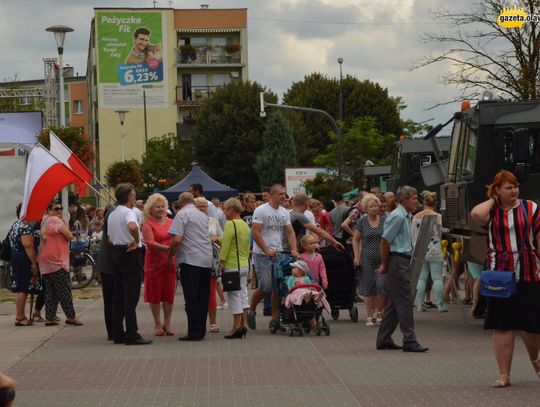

{"left": 487, "top": 199, "right": 540, "bottom": 283}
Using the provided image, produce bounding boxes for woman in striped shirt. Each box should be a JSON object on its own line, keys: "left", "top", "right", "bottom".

{"left": 471, "top": 170, "right": 540, "bottom": 388}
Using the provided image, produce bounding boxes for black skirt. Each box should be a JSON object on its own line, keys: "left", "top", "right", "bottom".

{"left": 484, "top": 282, "right": 540, "bottom": 333}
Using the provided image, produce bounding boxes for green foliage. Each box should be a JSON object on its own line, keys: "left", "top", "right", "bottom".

{"left": 401, "top": 118, "right": 434, "bottom": 138}
{"left": 282, "top": 73, "right": 402, "bottom": 165}
{"left": 38, "top": 126, "right": 94, "bottom": 165}
{"left": 314, "top": 117, "right": 396, "bottom": 184}
{"left": 254, "top": 112, "right": 297, "bottom": 189}
{"left": 303, "top": 173, "right": 353, "bottom": 200}
{"left": 105, "top": 159, "right": 144, "bottom": 191}
{"left": 141, "top": 134, "right": 192, "bottom": 192}
{"left": 192, "top": 81, "right": 278, "bottom": 191}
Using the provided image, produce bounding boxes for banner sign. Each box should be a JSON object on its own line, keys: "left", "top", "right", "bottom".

{"left": 285, "top": 167, "right": 326, "bottom": 196}
{"left": 96, "top": 10, "right": 168, "bottom": 108}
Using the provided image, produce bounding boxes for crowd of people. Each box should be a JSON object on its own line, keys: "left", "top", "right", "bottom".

{"left": 4, "top": 170, "right": 540, "bottom": 388}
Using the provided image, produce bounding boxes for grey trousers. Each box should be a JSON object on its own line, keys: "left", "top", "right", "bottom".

{"left": 376, "top": 254, "right": 418, "bottom": 347}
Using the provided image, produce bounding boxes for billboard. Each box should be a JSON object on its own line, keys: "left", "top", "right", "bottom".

{"left": 285, "top": 167, "right": 326, "bottom": 197}
{"left": 96, "top": 10, "right": 168, "bottom": 108}
{"left": 0, "top": 112, "right": 42, "bottom": 145}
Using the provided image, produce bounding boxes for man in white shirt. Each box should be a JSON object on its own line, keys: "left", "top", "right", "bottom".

{"left": 247, "top": 184, "right": 299, "bottom": 331}
{"left": 107, "top": 183, "right": 151, "bottom": 346}
{"left": 168, "top": 192, "right": 213, "bottom": 341}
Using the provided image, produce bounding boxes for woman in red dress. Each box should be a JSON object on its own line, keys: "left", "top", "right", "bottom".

{"left": 142, "top": 193, "right": 175, "bottom": 336}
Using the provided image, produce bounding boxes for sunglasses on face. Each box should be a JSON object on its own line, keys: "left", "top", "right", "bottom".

{"left": 53, "top": 207, "right": 63, "bottom": 212}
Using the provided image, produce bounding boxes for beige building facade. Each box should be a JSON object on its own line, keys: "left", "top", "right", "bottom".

{"left": 87, "top": 7, "right": 248, "bottom": 183}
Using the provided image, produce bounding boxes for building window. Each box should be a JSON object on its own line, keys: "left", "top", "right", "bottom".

{"left": 74, "top": 100, "right": 83, "bottom": 114}
{"left": 19, "top": 90, "right": 31, "bottom": 106}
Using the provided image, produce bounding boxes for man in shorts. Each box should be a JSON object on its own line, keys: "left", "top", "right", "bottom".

{"left": 247, "top": 184, "right": 298, "bottom": 330}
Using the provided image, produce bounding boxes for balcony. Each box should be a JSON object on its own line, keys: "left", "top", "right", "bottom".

{"left": 175, "top": 46, "right": 243, "bottom": 67}
{"left": 176, "top": 85, "right": 220, "bottom": 106}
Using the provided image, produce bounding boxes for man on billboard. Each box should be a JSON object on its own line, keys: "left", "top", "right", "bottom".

{"left": 125, "top": 27, "right": 150, "bottom": 64}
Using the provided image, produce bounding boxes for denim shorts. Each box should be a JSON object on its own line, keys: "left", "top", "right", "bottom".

{"left": 252, "top": 253, "right": 278, "bottom": 293}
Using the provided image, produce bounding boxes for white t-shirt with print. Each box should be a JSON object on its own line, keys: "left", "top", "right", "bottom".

{"left": 252, "top": 203, "right": 291, "bottom": 255}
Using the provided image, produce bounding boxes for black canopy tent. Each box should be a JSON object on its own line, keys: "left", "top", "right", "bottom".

{"left": 160, "top": 165, "right": 238, "bottom": 201}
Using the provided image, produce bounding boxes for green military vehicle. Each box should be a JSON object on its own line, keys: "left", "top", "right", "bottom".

{"left": 428, "top": 100, "right": 540, "bottom": 263}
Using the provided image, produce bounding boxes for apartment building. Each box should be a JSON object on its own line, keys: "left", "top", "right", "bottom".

{"left": 87, "top": 7, "right": 248, "bottom": 182}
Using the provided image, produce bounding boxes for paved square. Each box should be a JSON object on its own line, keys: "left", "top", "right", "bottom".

{"left": 2, "top": 291, "right": 540, "bottom": 406}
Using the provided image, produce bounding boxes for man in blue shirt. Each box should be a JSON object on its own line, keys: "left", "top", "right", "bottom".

{"left": 376, "top": 186, "right": 428, "bottom": 353}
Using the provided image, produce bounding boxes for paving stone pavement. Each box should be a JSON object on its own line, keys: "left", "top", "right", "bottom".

{"left": 3, "top": 291, "right": 540, "bottom": 407}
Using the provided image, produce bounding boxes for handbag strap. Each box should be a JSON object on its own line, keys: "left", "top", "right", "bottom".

{"left": 232, "top": 220, "right": 240, "bottom": 272}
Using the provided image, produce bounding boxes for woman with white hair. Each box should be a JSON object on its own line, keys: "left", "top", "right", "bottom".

{"left": 142, "top": 193, "right": 175, "bottom": 336}
{"left": 352, "top": 193, "right": 387, "bottom": 327}
{"left": 219, "top": 198, "right": 251, "bottom": 338}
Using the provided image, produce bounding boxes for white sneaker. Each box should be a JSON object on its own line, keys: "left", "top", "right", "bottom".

{"left": 217, "top": 303, "right": 228, "bottom": 310}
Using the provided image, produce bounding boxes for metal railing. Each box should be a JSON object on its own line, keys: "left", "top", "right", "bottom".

{"left": 175, "top": 48, "right": 242, "bottom": 65}
{"left": 176, "top": 85, "right": 221, "bottom": 105}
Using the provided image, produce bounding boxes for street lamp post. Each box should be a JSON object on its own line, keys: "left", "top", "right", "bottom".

{"left": 115, "top": 110, "right": 129, "bottom": 161}
{"left": 46, "top": 25, "right": 73, "bottom": 223}
{"left": 338, "top": 57, "right": 343, "bottom": 122}
{"left": 46, "top": 25, "right": 73, "bottom": 127}
{"left": 337, "top": 57, "right": 344, "bottom": 177}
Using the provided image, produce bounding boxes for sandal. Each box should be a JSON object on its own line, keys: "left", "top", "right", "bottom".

{"left": 366, "top": 318, "right": 375, "bottom": 327}
{"left": 45, "top": 320, "right": 60, "bottom": 326}
{"left": 32, "top": 314, "right": 46, "bottom": 323}
{"left": 15, "top": 318, "right": 33, "bottom": 326}
{"left": 492, "top": 374, "right": 511, "bottom": 388}
{"left": 163, "top": 328, "right": 174, "bottom": 336}
{"left": 531, "top": 357, "right": 540, "bottom": 378}
{"left": 65, "top": 319, "right": 83, "bottom": 326}
{"left": 210, "top": 324, "right": 220, "bottom": 333}
{"left": 154, "top": 328, "right": 165, "bottom": 337}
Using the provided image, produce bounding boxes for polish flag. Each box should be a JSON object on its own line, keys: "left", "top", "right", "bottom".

{"left": 49, "top": 131, "right": 93, "bottom": 195}
{"left": 20, "top": 146, "right": 81, "bottom": 221}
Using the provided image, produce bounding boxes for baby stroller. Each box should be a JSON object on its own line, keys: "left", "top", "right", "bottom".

{"left": 272, "top": 255, "right": 331, "bottom": 336}
{"left": 319, "top": 246, "right": 359, "bottom": 322}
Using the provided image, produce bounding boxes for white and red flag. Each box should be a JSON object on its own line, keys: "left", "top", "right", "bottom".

{"left": 20, "top": 145, "right": 81, "bottom": 221}
{"left": 49, "top": 131, "right": 93, "bottom": 195}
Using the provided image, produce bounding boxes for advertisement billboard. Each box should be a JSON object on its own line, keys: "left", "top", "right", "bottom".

{"left": 285, "top": 167, "right": 326, "bottom": 197}
{"left": 0, "top": 111, "right": 42, "bottom": 145}
{"left": 96, "top": 10, "right": 168, "bottom": 108}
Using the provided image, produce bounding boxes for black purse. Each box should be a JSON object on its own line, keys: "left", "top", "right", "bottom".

{"left": 222, "top": 221, "right": 241, "bottom": 292}
{"left": 0, "top": 232, "right": 11, "bottom": 262}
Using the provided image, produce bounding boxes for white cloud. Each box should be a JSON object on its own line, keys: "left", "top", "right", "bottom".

{"left": 0, "top": 0, "right": 477, "bottom": 127}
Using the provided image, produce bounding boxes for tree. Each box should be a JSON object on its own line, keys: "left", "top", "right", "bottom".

{"left": 140, "top": 134, "right": 192, "bottom": 192}
{"left": 254, "top": 112, "right": 297, "bottom": 189}
{"left": 192, "top": 81, "right": 278, "bottom": 191}
{"left": 282, "top": 73, "right": 402, "bottom": 165}
{"left": 303, "top": 173, "right": 353, "bottom": 200}
{"left": 38, "top": 126, "right": 94, "bottom": 165}
{"left": 314, "top": 116, "right": 396, "bottom": 185}
{"left": 415, "top": 1, "right": 540, "bottom": 102}
{"left": 105, "top": 160, "right": 144, "bottom": 191}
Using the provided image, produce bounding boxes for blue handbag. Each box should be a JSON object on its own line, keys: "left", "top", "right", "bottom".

{"left": 480, "top": 270, "right": 516, "bottom": 298}
{"left": 479, "top": 201, "right": 528, "bottom": 299}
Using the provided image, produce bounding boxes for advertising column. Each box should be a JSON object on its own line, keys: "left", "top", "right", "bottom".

{"left": 96, "top": 10, "right": 168, "bottom": 108}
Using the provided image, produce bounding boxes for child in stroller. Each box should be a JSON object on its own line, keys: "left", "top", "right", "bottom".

{"left": 282, "top": 260, "right": 331, "bottom": 336}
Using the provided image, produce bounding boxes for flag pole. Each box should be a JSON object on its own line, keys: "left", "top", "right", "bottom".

{"left": 38, "top": 144, "right": 115, "bottom": 205}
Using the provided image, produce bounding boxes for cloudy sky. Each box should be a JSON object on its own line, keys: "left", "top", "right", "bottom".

{"left": 0, "top": 0, "right": 475, "bottom": 133}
